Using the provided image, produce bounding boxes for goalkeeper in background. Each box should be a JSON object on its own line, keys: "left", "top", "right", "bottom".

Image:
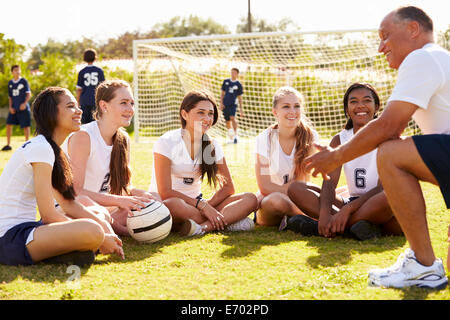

{"left": 220, "top": 68, "right": 244, "bottom": 144}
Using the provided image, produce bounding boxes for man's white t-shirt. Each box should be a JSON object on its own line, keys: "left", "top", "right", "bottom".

{"left": 387, "top": 43, "right": 450, "bottom": 134}
{"left": 0, "top": 135, "right": 55, "bottom": 237}
{"left": 339, "top": 128, "right": 379, "bottom": 197}
{"left": 149, "top": 128, "right": 225, "bottom": 198}
{"left": 255, "top": 127, "right": 319, "bottom": 186}
{"left": 62, "top": 121, "right": 112, "bottom": 193}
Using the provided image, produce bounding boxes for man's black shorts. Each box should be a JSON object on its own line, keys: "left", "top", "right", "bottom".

{"left": 412, "top": 134, "right": 450, "bottom": 208}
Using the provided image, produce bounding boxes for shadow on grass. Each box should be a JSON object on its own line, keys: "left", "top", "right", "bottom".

{"left": 303, "top": 234, "right": 407, "bottom": 268}
{"left": 219, "top": 226, "right": 406, "bottom": 265}
{"left": 0, "top": 262, "right": 92, "bottom": 285}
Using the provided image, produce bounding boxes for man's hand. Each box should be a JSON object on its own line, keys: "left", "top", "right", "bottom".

{"left": 305, "top": 144, "right": 342, "bottom": 181}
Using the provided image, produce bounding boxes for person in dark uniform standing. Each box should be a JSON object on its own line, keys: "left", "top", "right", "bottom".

{"left": 76, "top": 48, "right": 105, "bottom": 124}
{"left": 2, "top": 65, "right": 31, "bottom": 151}
{"left": 220, "top": 68, "right": 244, "bottom": 144}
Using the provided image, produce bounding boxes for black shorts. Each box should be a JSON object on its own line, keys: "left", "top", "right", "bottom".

{"left": 412, "top": 134, "right": 450, "bottom": 209}
{"left": 6, "top": 109, "right": 31, "bottom": 128}
{"left": 81, "top": 105, "right": 96, "bottom": 124}
{"left": 0, "top": 221, "right": 43, "bottom": 266}
{"left": 222, "top": 104, "right": 237, "bottom": 121}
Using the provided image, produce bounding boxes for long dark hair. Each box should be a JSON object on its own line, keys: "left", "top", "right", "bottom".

{"left": 179, "top": 89, "right": 223, "bottom": 188}
{"left": 33, "top": 87, "right": 76, "bottom": 200}
{"left": 95, "top": 80, "right": 132, "bottom": 196}
{"left": 343, "top": 83, "right": 380, "bottom": 130}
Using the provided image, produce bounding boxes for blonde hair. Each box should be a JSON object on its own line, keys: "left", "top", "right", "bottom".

{"left": 269, "top": 86, "right": 315, "bottom": 179}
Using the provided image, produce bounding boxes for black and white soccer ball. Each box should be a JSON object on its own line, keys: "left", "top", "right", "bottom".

{"left": 127, "top": 200, "right": 172, "bottom": 243}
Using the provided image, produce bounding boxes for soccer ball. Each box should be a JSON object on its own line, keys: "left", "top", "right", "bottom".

{"left": 126, "top": 200, "right": 172, "bottom": 243}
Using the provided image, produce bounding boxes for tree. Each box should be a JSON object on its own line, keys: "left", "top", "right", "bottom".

{"left": 236, "top": 16, "right": 300, "bottom": 33}
{"left": 438, "top": 25, "right": 450, "bottom": 50}
{"left": 0, "top": 33, "right": 26, "bottom": 74}
{"left": 153, "top": 15, "right": 230, "bottom": 38}
{"left": 27, "top": 38, "right": 98, "bottom": 70}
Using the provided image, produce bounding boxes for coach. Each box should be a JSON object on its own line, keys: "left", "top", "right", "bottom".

{"left": 305, "top": 6, "right": 449, "bottom": 289}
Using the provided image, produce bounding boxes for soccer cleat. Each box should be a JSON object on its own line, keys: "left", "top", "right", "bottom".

{"left": 368, "top": 248, "right": 448, "bottom": 289}
{"left": 41, "top": 251, "right": 95, "bottom": 266}
{"left": 179, "top": 219, "right": 205, "bottom": 236}
{"left": 349, "top": 220, "right": 382, "bottom": 241}
{"left": 286, "top": 214, "right": 319, "bottom": 236}
{"left": 226, "top": 217, "right": 255, "bottom": 232}
{"left": 1, "top": 145, "right": 12, "bottom": 151}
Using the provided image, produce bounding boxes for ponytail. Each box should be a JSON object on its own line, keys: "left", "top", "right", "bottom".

{"left": 95, "top": 80, "right": 133, "bottom": 195}
{"left": 109, "top": 128, "right": 132, "bottom": 195}
{"left": 293, "top": 120, "right": 315, "bottom": 179}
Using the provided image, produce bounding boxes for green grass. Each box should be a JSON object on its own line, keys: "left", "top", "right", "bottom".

{"left": 0, "top": 136, "right": 449, "bottom": 300}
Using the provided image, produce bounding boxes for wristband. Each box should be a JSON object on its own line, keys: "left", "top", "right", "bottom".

{"left": 195, "top": 193, "right": 203, "bottom": 208}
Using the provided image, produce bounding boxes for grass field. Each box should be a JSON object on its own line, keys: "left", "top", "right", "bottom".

{"left": 0, "top": 135, "right": 449, "bottom": 300}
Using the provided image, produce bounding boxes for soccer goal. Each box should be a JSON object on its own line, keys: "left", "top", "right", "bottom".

{"left": 132, "top": 30, "right": 418, "bottom": 142}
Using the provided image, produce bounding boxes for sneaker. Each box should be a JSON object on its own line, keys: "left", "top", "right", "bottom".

{"left": 368, "top": 248, "right": 448, "bottom": 289}
{"left": 1, "top": 145, "right": 12, "bottom": 151}
{"left": 233, "top": 137, "right": 238, "bottom": 144}
{"left": 278, "top": 215, "right": 288, "bottom": 231}
{"left": 41, "top": 250, "right": 95, "bottom": 266}
{"left": 286, "top": 214, "right": 319, "bottom": 236}
{"left": 179, "top": 219, "right": 205, "bottom": 236}
{"left": 349, "top": 220, "right": 382, "bottom": 241}
{"left": 226, "top": 217, "right": 255, "bottom": 232}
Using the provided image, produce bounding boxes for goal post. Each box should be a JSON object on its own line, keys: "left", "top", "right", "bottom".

{"left": 132, "top": 30, "right": 418, "bottom": 142}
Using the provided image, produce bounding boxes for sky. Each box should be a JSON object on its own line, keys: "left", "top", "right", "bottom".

{"left": 1, "top": 0, "right": 449, "bottom": 47}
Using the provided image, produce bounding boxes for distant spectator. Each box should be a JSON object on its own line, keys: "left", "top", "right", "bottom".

{"left": 76, "top": 49, "right": 105, "bottom": 124}
{"left": 2, "top": 65, "right": 31, "bottom": 151}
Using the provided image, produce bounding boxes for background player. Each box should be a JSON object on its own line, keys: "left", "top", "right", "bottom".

{"left": 76, "top": 48, "right": 105, "bottom": 124}
{"left": 220, "top": 68, "right": 244, "bottom": 143}
{"left": 2, "top": 65, "right": 31, "bottom": 151}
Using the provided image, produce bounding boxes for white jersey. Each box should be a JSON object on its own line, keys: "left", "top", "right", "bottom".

{"left": 149, "top": 128, "right": 224, "bottom": 198}
{"left": 255, "top": 127, "right": 319, "bottom": 186}
{"left": 0, "top": 135, "right": 55, "bottom": 237}
{"left": 62, "top": 121, "right": 112, "bottom": 193}
{"left": 387, "top": 43, "right": 450, "bottom": 134}
{"left": 339, "top": 129, "right": 378, "bottom": 197}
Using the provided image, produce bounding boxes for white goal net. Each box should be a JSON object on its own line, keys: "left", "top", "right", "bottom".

{"left": 132, "top": 30, "right": 419, "bottom": 142}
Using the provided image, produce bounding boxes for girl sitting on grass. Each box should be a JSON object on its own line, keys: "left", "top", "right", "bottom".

{"left": 254, "top": 86, "right": 321, "bottom": 230}
{"left": 149, "top": 89, "right": 258, "bottom": 236}
{"left": 0, "top": 87, "right": 123, "bottom": 267}
{"left": 287, "top": 83, "right": 403, "bottom": 240}
{"left": 63, "top": 80, "right": 159, "bottom": 236}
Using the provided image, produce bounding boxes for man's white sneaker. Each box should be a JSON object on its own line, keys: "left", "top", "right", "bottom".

{"left": 368, "top": 248, "right": 448, "bottom": 289}
{"left": 226, "top": 217, "right": 255, "bottom": 232}
{"left": 179, "top": 219, "right": 205, "bottom": 237}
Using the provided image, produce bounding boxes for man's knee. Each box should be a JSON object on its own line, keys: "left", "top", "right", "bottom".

{"left": 377, "top": 140, "right": 400, "bottom": 172}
